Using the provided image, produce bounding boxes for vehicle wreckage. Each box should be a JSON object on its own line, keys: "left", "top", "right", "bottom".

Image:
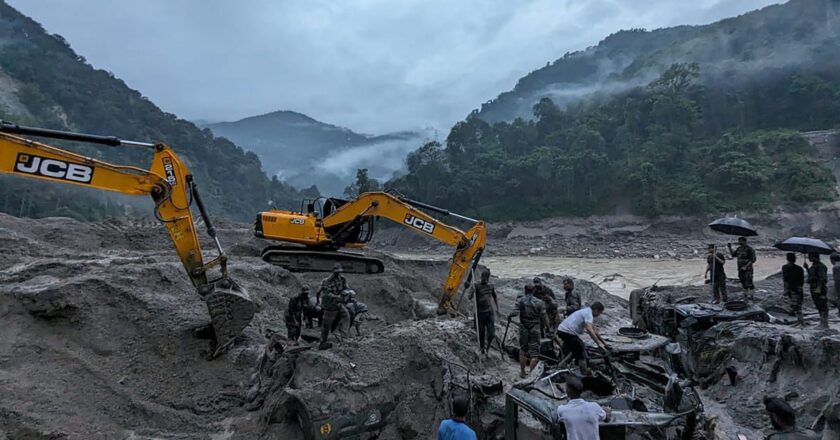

{"left": 502, "top": 324, "right": 702, "bottom": 440}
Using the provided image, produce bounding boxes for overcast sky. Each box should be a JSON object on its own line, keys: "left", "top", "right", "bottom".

{"left": 9, "top": 0, "right": 783, "bottom": 134}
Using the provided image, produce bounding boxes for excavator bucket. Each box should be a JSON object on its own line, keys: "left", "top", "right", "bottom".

{"left": 201, "top": 277, "right": 259, "bottom": 359}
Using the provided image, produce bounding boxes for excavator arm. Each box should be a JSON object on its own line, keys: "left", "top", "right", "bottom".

{"left": 322, "top": 192, "right": 487, "bottom": 315}
{"left": 0, "top": 123, "right": 257, "bottom": 358}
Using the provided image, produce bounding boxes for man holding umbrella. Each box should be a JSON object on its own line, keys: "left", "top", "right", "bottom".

{"left": 804, "top": 253, "right": 830, "bottom": 329}
{"left": 729, "top": 237, "right": 757, "bottom": 300}
{"left": 705, "top": 244, "right": 728, "bottom": 304}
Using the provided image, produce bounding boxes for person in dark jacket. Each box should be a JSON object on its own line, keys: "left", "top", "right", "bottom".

{"left": 285, "top": 286, "right": 311, "bottom": 341}
{"left": 533, "top": 277, "right": 559, "bottom": 335}
{"left": 729, "top": 237, "right": 757, "bottom": 300}
{"left": 831, "top": 253, "right": 840, "bottom": 317}
{"left": 782, "top": 253, "right": 806, "bottom": 326}
{"left": 705, "top": 244, "right": 727, "bottom": 304}
{"left": 468, "top": 269, "right": 499, "bottom": 356}
{"left": 509, "top": 284, "right": 548, "bottom": 378}
{"left": 563, "top": 278, "right": 581, "bottom": 317}
{"left": 804, "top": 253, "right": 830, "bottom": 329}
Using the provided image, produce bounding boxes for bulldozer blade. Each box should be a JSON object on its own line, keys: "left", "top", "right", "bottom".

{"left": 202, "top": 277, "right": 259, "bottom": 359}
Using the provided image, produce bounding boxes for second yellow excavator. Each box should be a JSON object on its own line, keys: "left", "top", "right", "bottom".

{"left": 254, "top": 191, "right": 486, "bottom": 314}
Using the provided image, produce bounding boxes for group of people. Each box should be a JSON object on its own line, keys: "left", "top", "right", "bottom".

{"left": 706, "top": 237, "right": 838, "bottom": 329}
{"left": 284, "top": 263, "right": 369, "bottom": 349}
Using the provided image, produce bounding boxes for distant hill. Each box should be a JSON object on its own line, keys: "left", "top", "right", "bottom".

{"left": 478, "top": 0, "right": 840, "bottom": 124}
{"left": 390, "top": 0, "right": 840, "bottom": 220}
{"left": 206, "top": 111, "right": 425, "bottom": 196}
{"left": 0, "top": 1, "right": 306, "bottom": 221}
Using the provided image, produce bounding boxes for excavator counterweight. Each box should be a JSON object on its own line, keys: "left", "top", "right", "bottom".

{"left": 255, "top": 191, "right": 486, "bottom": 314}
{"left": 0, "top": 122, "right": 257, "bottom": 358}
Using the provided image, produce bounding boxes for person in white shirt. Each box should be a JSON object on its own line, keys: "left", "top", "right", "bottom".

{"left": 556, "top": 375, "right": 610, "bottom": 440}
{"left": 555, "top": 302, "right": 610, "bottom": 376}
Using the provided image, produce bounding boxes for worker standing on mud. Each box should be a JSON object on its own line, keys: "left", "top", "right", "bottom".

{"left": 705, "top": 244, "right": 728, "bottom": 304}
{"left": 831, "top": 253, "right": 840, "bottom": 317}
{"left": 533, "top": 277, "right": 559, "bottom": 335}
{"left": 318, "top": 264, "right": 351, "bottom": 349}
{"left": 555, "top": 302, "right": 609, "bottom": 376}
{"left": 804, "top": 253, "right": 830, "bottom": 329}
{"left": 763, "top": 397, "right": 820, "bottom": 439}
{"left": 285, "top": 286, "right": 311, "bottom": 342}
{"left": 729, "top": 237, "right": 757, "bottom": 300}
{"left": 468, "top": 269, "right": 499, "bottom": 356}
{"left": 437, "top": 397, "right": 477, "bottom": 440}
{"left": 563, "top": 278, "right": 581, "bottom": 317}
{"left": 555, "top": 375, "right": 610, "bottom": 440}
{"left": 782, "top": 253, "right": 806, "bottom": 326}
{"left": 510, "top": 283, "right": 548, "bottom": 378}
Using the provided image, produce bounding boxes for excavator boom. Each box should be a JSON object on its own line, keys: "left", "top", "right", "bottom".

{"left": 257, "top": 191, "right": 486, "bottom": 315}
{"left": 0, "top": 123, "right": 257, "bottom": 358}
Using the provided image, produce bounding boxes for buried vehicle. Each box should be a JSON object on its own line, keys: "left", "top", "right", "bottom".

{"left": 503, "top": 332, "right": 701, "bottom": 439}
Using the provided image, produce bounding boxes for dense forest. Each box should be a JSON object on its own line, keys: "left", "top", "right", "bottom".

{"left": 389, "top": 64, "right": 840, "bottom": 220}
{"left": 0, "top": 1, "right": 306, "bottom": 221}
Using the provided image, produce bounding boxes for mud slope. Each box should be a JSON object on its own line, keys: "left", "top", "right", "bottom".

{"left": 0, "top": 213, "right": 472, "bottom": 439}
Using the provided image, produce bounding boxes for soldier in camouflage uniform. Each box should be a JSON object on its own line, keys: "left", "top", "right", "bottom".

{"left": 782, "top": 253, "right": 806, "bottom": 326}
{"left": 533, "top": 277, "right": 559, "bottom": 335}
{"left": 285, "top": 286, "right": 311, "bottom": 341}
{"left": 804, "top": 253, "right": 830, "bottom": 329}
{"left": 562, "top": 278, "right": 581, "bottom": 318}
{"left": 318, "top": 264, "right": 351, "bottom": 349}
{"left": 509, "top": 284, "right": 548, "bottom": 378}
{"left": 468, "top": 269, "right": 499, "bottom": 356}
{"left": 729, "top": 237, "right": 757, "bottom": 300}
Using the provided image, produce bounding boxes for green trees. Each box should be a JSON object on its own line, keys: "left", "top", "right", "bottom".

{"left": 343, "top": 169, "right": 382, "bottom": 197}
{"left": 389, "top": 64, "right": 838, "bottom": 220}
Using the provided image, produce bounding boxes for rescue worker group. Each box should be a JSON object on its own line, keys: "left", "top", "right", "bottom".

{"left": 283, "top": 238, "right": 833, "bottom": 439}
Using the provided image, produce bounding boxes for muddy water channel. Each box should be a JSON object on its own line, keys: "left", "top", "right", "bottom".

{"left": 397, "top": 252, "right": 788, "bottom": 299}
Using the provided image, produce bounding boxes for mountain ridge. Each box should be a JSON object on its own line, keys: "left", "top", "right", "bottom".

{"left": 205, "top": 110, "right": 426, "bottom": 196}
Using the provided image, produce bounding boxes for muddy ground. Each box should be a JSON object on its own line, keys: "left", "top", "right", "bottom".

{"left": 0, "top": 213, "right": 628, "bottom": 439}
{"left": 2, "top": 213, "right": 839, "bottom": 439}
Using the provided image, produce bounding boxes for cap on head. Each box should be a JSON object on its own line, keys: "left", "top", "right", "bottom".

{"left": 333, "top": 263, "right": 344, "bottom": 273}
{"left": 786, "top": 253, "right": 797, "bottom": 262}
{"left": 764, "top": 396, "right": 795, "bottom": 427}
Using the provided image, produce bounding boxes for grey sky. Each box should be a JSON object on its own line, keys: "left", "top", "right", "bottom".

{"left": 9, "top": 0, "right": 783, "bottom": 134}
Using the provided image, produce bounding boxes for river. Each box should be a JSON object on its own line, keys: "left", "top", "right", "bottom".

{"left": 396, "top": 253, "right": 788, "bottom": 299}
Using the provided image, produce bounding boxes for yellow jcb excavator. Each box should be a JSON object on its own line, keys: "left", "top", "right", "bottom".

{"left": 0, "top": 122, "right": 258, "bottom": 359}
{"left": 254, "top": 191, "right": 486, "bottom": 314}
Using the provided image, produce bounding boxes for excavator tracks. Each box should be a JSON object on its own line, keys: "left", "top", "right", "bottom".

{"left": 261, "top": 245, "right": 385, "bottom": 274}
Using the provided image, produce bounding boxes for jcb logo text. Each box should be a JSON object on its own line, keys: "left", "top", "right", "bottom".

{"left": 14, "top": 154, "right": 93, "bottom": 184}
{"left": 404, "top": 214, "right": 435, "bottom": 234}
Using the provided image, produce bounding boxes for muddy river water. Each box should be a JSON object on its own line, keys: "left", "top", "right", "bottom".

{"left": 397, "top": 252, "right": 789, "bottom": 299}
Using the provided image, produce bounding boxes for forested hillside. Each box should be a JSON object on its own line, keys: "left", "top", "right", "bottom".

{"left": 389, "top": 0, "right": 840, "bottom": 220}
{"left": 478, "top": 0, "right": 840, "bottom": 123}
{"left": 0, "top": 1, "right": 305, "bottom": 221}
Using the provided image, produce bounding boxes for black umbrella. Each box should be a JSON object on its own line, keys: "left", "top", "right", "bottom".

{"left": 773, "top": 237, "right": 836, "bottom": 255}
{"left": 708, "top": 217, "right": 758, "bottom": 237}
